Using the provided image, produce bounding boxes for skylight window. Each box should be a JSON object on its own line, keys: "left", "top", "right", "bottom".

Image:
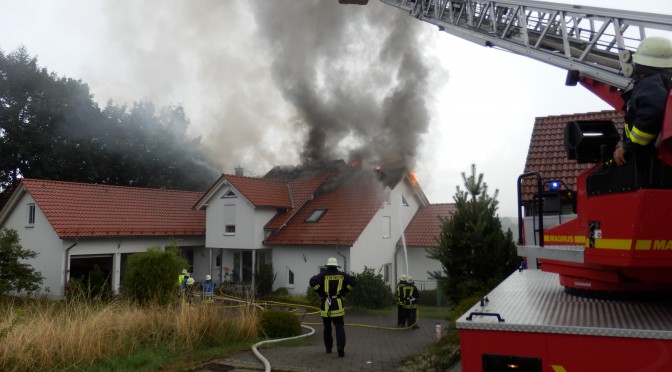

{"left": 305, "top": 209, "right": 326, "bottom": 222}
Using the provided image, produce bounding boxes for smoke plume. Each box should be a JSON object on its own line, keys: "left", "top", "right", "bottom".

{"left": 95, "top": 0, "right": 436, "bottom": 180}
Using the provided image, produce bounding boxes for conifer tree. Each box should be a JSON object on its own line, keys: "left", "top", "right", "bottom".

{"left": 428, "top": 165, "right": 518, "bottom": 304}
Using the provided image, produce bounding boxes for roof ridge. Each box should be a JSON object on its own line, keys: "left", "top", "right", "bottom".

{"left": 534, "top": 109, "right": 619, "bottom": 120}
{"left": 21, "top": 178, "right": 203, "bottom": 195}
{"left": 224, "top": 173, "right": 287, "bottom": 184}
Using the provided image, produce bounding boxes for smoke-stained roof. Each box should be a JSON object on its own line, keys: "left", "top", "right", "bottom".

{"left": 265, "top": 173, "right": 329, "bottom": 229}
{"left": 265, "top": 169, "right": 387, "bottom": 246}
{"left": 16, "top": 179, "right": 205, "bottom": 238}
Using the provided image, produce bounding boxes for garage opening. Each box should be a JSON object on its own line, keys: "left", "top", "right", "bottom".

{"left": 69, "top": 255, "right": 113, "bottom": 296}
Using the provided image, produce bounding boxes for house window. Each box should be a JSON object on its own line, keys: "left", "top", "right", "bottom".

{"left": 224, "top": 203, "right": 236, "bottom": 235}
{"left": 382, "top": 216, "right": 391, "bottom": 238}
{"left": 288, "top": 268, "right": 295, "bottom": 286}
{"left": 223, "top": 189, "right": 237, "bottom": 198}
{"left": 402, "top": 195, "right": 409, "bottom": 206}
{"left": 382, "top": 263, "right": 391, "bottom": 284}
{"left": 305, "top": 209, "right": 326, "bottom": 222}
{"left": 216, "top": 253, "right": 222, "bottom": 267}
{"left": 385, "top": 193, "right": 391, "bottom": 204}
{"left": 27, "top": 204, "right": 36, "bottom": 226}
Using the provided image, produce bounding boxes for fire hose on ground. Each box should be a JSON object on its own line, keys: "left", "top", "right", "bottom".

{"left": 214, "top": 294, "right": 424, "bottom": 372}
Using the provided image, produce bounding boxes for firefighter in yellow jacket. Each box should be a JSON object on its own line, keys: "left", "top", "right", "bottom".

{"left": 309, "top": 257, "right": 357, "bottom": 357}
{"left": 401, "top": 276, "right": 420, "bottom": 329}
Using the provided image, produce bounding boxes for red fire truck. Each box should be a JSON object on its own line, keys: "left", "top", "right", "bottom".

{"left": 350, "top": 0, "right": 672, "bottom": 370}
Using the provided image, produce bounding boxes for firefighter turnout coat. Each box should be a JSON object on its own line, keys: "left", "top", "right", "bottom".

{"left": 310, "top": 266, "right": 356, "bottom": 317}
{"left": 622, "top": 72, "right": 672, "bottom": 153}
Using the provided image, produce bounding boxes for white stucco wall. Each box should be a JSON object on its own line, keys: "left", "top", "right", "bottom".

{"left": 272, "top": 246, "right": 351, "bottom": 295}
{"left": 350, "top": 182, "right": 421, "bottom": 290}
{"left": 204, "top": 185, "right": 276, "bottom": 250}
{"left": 2, "top": 192, "right": 64, "bottom": 298}
{"left": 396, "top": 246, "right": 442, "bottom": 284}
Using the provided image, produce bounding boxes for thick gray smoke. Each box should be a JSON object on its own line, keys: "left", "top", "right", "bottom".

{"left": 95, "top": 0, "right": 436, "bottom": 180}
{"left": 251, "top": 1, "right": 432, "bottom": 179}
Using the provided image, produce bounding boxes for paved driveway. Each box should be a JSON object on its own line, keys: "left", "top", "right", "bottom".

{"left": 195, "top": 309, "right": 448, "bottom": 372}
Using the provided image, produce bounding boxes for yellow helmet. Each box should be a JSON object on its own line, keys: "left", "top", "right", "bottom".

{"left": 400, "top": 274, "right": 407, "bottom": 281}
{"left": 633, "top": 36, "right": 672, "bottom": 68}
{"left": 406, "top": 276, "right": 414, "bottom": 284}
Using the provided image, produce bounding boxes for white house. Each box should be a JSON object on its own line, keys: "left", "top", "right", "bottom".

{"left": 0, "top": 179, "right": 208, "bottom": 299}
{"left": 0, "top": 161, "right": 454, "bottom": 298}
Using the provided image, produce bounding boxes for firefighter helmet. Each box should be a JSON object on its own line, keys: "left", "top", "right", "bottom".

{"left": 182, "top": 269, "right": 188, "bottom": 274}
{"left": 633, "top": 36, "right": 672, "bottom": 68}
{"left": 326, "top": 257, "right": 339, "bottom": 267}
{"left": 205, "top": 274, "right": 211, "bottom": 281}
{"left": 407, "top": 276, "right": 414, "bottom": 284}
{"left": 400, "top": 274, "right": 407, "bottom": 281}
{"left": 186, "top": 278, "right": 195, "bottom": 285}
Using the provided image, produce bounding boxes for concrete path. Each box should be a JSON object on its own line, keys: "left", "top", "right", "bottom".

{"left": 194, "top": 310, "right": 448, "bottom": 372}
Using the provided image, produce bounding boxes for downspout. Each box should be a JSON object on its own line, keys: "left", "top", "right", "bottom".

{"left": 336, "top": 248, "right": 347, "bottom": 273}
{"left": 64, "top": 239, "right": 78, "bottom": 296}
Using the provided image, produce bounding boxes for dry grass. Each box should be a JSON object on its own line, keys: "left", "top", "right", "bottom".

{"left": 0, "top": 297, "right": 259, "bottom": 371}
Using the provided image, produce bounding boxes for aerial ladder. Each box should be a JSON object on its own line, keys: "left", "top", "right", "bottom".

{"left": 367, "top": 0, "right": 672, "bottom": 293}
{"left": 343, "top": 2, "right": 672, "bottom": 370}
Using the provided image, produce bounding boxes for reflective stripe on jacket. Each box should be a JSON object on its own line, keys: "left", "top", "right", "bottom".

{"left": 622, "top": 73, "right": 672, "bottom": 152}
{"left": 310, "top": 268, "right": 356, "bottom": 318}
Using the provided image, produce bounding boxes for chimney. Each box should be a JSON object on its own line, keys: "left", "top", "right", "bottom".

{"left": 235, "top": 166, "right": 244, "bottom": 176}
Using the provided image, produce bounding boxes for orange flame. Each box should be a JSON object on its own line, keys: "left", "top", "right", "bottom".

{"left": 407, "top": 170, "right": 419, "bottom": 188}
{"left": 350, "top": 161, "right": 360, "bottom": 168}
{"left": 374, "top": 165, "right": 382, "bottom": 171}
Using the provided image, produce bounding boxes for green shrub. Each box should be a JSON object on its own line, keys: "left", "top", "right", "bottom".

{"left": 122, "top": 243, "right": 188, "bottom": 306}
{"left": 254, "top": 263, "right": 276, "bottom": 298}
{"left": 449, "top": 291, "right": 486, "bottom": 327}
{"left": 259, "top": 310, "right": 302, "bottom": 339}
{"left": 347, "top": 267, "right": 395, "bottom": 309}
{"left": 305, "top": 286, "right": 321, "bottom": 306}
{"left": 273, "top": 287, "right": 289, "bottom": 298}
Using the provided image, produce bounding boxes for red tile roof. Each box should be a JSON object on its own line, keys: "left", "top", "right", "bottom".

{"left": 265, "top": 170, "right": 388, "bottom": 246}
{"left": 224, "top": 175, "right": 292, "bottom": 207}
{"left": 522, "top": 110, "right": 624, "bottom": 202}
{"left": 20, "top": 179, "right": 205, "bottom": 238}
{"left": 265, "top": 173, "right": 329, "bottom": 229}
{"left": 399, "top": 203, "right": 456, "bottom": 248}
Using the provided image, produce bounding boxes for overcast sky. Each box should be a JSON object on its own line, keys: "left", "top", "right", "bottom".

{"left": 1, "top": 0, "right": 671, "bottom": 217}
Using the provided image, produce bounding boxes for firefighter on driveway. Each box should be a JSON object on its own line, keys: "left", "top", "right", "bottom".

{"left": 309, "top": 257, "right": 357, "bottom": 357}
{"left": 614, "top": 36, "right": 672, "bottom": 167}
{"left": 401, "top": 276, "right": 420, "bottom": 329}
{"left": 396, "top": 274, "right": 408, "bottom": 326}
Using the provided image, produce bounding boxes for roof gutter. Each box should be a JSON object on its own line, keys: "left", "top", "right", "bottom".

{"left": 64, "top": 239, "right": 78, "bottom": 296}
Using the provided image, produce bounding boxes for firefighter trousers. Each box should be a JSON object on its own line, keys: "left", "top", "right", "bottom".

{"left": 322, "top": 316, "right": 346, "bottom": 352}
